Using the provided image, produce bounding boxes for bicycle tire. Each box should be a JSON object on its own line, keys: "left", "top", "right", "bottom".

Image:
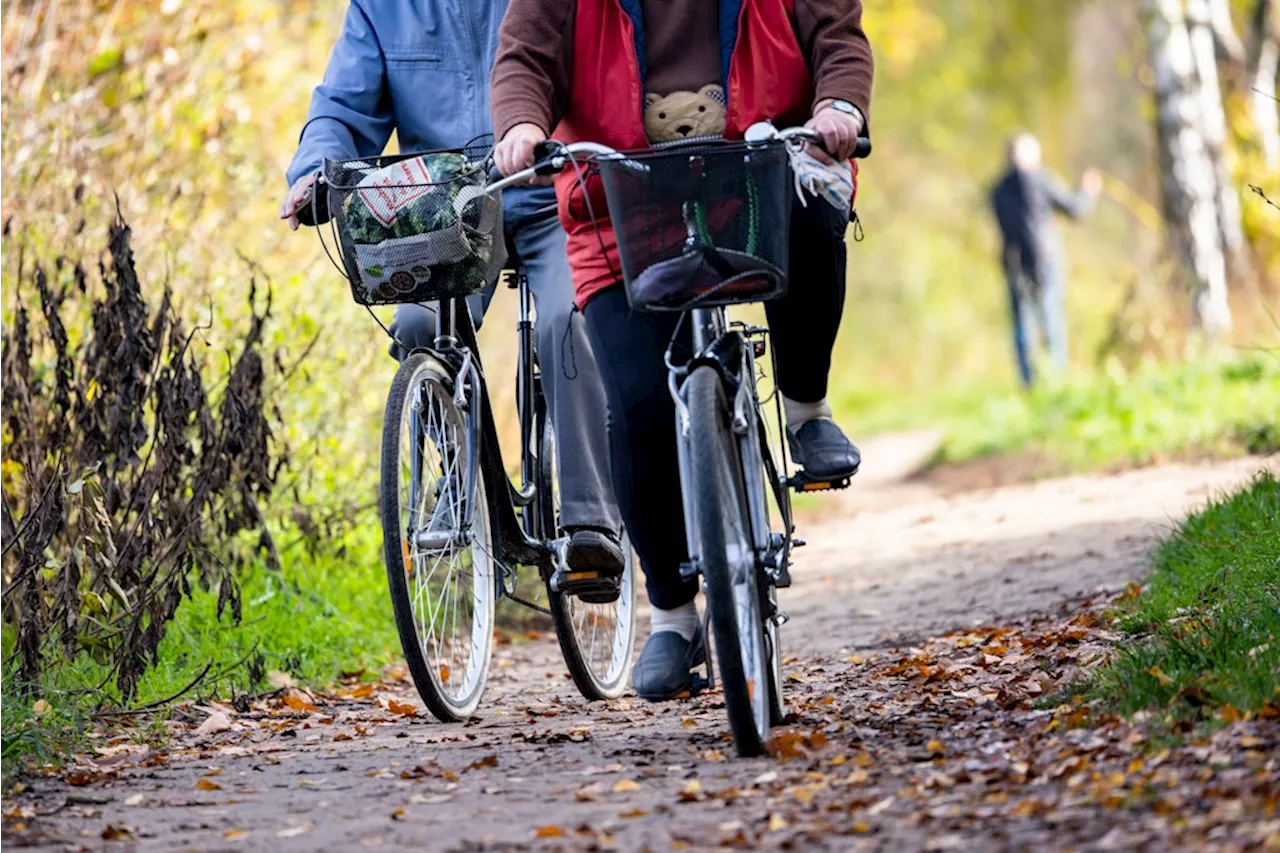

{"left": 686, "top": 365, "right": 770, "bottom": 756}
{"left": 380, "top": 353, "right": 495, "bottom": 722}
{"left": 540, "top": 406, "right": 637, "bottom": 700}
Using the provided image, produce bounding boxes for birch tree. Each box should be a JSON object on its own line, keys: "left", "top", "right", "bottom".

{"left": 1142, "top": 0, "right": 1233, "bottom": 335}
{"left": 1248, "top": 0, "right": 1280, "bottom": 168}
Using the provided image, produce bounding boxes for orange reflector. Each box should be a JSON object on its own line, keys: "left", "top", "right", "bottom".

{"left": 402, "top": 538, "right": 411, "bottom": 574}
{"left": 564, "top": 571, "right": 600, "bottom": 581}
{"left": 747, "top": 678, "right": 755, "bottom": 700}
{"left": 800, "top": 481, "right": 832, "bottom": 492}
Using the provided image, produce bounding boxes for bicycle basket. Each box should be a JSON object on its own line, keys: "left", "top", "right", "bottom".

{"left": 323, "top": 149, "right": 507, "bottom": 306}
{"left": 595, "top": 140, "right": 792, "bottom": 312}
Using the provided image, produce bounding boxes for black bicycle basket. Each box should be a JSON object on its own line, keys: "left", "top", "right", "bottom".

{"left": 322, "top": 148, "right": 506, "bottom": 306}
{"left": 595, "top": 139, "right": 792, "bottom": 312}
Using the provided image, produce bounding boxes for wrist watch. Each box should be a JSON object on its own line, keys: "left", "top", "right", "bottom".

{"left": 828, "top": 99, "right": 865, "bottom": 131}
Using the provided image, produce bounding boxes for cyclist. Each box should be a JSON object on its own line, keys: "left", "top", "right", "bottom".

{"left": 280, "top": 0, "right": 626, "bottom": 576}
{"left": 491, "top": 0, "right": 874, "bottom": 700}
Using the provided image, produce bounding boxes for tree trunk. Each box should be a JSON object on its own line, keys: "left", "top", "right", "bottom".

{"left": 1142, "top": 0, "right": 1233, "bottom": 336}
{"left": 1186, "top": 0, "right": 1252, "bottom": 283}
{"left": 1249, "top": 0, "right": 1280, "bottom": 168}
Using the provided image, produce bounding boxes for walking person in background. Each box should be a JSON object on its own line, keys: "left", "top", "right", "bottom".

{"left": 278, "top": 1, "right": 625, "bottom": 578}
{"left": 991, "top": 132, "right": 1103, "bottom": 389}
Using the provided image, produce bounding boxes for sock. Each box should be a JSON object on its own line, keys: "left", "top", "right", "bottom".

{"left": 783, "top": 394, "right": 833, "bottom": 433}
{"left": 650, "top": 600, "right": 698, "bottom": 641}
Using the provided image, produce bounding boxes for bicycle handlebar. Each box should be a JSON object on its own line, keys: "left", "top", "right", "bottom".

{"left": 485, "top": 126, "right": 871, "bottom": 195}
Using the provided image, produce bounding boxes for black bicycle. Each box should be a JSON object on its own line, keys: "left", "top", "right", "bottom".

{"left": 490, "top": 125, "right": 871, "bottom": 754}
{"left": 314, "top": 151, "right": 636, "bottom": 721}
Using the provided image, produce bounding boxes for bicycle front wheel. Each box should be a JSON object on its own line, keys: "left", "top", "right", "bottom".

{"left": 540, "top": 411, "right": 637, "bottom": 700}
{"left": 686, "top": 365, "right": 770, "bottom": 756}
{"left": 380, "top": 353, "right": 495, "bottom": 722}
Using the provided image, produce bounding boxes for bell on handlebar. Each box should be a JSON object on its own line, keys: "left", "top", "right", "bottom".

{"left": 743, "top": 122, "right": 779, "bottom": 144}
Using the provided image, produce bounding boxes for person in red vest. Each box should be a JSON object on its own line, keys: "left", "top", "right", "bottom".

{"left": 492, "top": 0, "right": 874, "bottom": 701}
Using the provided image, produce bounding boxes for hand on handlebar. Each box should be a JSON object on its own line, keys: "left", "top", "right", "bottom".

{"left": 495, "top": 123, "right": 554, "bottom": 185}
{"left": 805, "top": 106, "right": 865, "bottom": 163}
{"left": 280, "top": 172, "right": 318, "bottom": 231}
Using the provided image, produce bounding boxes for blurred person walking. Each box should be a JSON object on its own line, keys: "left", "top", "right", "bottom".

{"left": 991, "top": 133, "right": 1102, "bottom": 388}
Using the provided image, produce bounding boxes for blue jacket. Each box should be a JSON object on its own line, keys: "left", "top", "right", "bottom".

{"left": 286, "top": 0, "right": 549, "bottom": 212}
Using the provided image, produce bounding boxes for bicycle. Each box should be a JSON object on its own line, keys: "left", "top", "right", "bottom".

{"left": 313, "top": 151, "right": 637, "bottom": 722}
{"left": 488, "top": 125, "right": 871, "bottom": 755}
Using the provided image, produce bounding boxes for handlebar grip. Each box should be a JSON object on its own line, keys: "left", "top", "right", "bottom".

{"left": 853, "top": 137, "right": 872, "bottom": 159}
{"left": 294, "top": 180, "right": 332, "bottom": 228}
{"left": 531, "top": 140, "right": 565, "bottom": 176}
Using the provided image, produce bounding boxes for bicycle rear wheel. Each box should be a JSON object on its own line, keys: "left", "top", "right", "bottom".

{"left": 686, "top": 365, "right": 770, "bottom": 756}
{"left": 380, "top": 353, "right": 495, "bottom": 722}
{"left": 540, "top": 411, "right": 637, "bottom": 700}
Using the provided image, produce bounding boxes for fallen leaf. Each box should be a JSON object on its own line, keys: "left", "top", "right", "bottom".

{"left": 680, "top": 718, "right": 698, "bottom": 730}
{"left": 32, "top": 699, "right": 51, "bottom": 716}
{"left": 534, "top": 826, "right": 565, "bottom": 838}
{"left": 203, "top": 767, "right": 224, "bottom": 777}
{"left": 386, "top": 700, "right": 418, "bottom": 718}
{"left": 620, "top": 809, "right": 649, "bottom": 819}
{"left": 224, "top": 829, "right": 246, "bottom": 840}
{"left": 679, "top": 780, "right": 703, "bottom": 802}
{"left": 101, "top": 825, "right": 131, "bottom": 840}
{"left": 390, "top": 808, "right": 406, "bottom": 821}
{"left": 267, "top": 670, "right": 297, "bottom": 689}
{"left": 868, "top": 796, "right": 894, "bottom": 816}
{"left": 196, "top": 779, "right": 222, "bottom": 791}
{"left": 123, "top": 793, "right": 144, "bottom": 806}
{"left": 754, "top": 771, "right": 779, "bottom": 786}
{"left": 282, "top": 689, "right": 320, "bottom": 713}
{"left": 613, "top": 779, "right": 641, "bottom": 793}
{"left": 1147, "top": 666, "right": 1175, "bottom": 687}
{"left": 346, "top": 684, "right": 375, "bottom": 700}
{"left": 853, "top": 821, "right": 871, "bottom": 833}
{"left": 277, "top": 825, "right": 311, "bottom": 838}
{"left": 845, "top": 769, "right": 870, "bottom": 785}
{"left": 700, "top": 750, "right": 726, "bottom": 762}
{"left": 334, "top": 733, "right": 353, "bottom": 742}
{"left": 767, "top": 814, "right": 789, "bottom": 832}
{"left": 468, "top": 754, "right": 498, "bottom": 770}
{"left": 193, "top": 710, "right": 232, "bottom": 738}
{"left": 926, "top": 739, "right": 945, "bottom": 757}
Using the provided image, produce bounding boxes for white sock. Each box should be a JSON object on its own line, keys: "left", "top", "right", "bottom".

{"left": 650, "top": 600, "right": 698, "bottom": 641}
{"left": 783, "top": 395, "right": 833, "bottom": 433}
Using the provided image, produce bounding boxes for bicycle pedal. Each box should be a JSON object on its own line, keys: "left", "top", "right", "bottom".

{"left": 679, "top": 560, "right": 700, "bottom": 582}
{"left": 687, "top": 673, "right": 709, "bottom": 696}
{"left": 549, "top": 565, "right": 622, "bottom": 603}
{"left": 788, "top": 471, "right": 855, "bottom": 493}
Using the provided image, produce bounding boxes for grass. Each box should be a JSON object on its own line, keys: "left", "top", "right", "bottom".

{"left": 1, "top": 524, "right": 398, "bottom": 783}
{"left": 833, "top": 350, "right": 1280, "bottom": 475}
{"left": 1087, "top": 469, "right": 1280, "bottom": 722}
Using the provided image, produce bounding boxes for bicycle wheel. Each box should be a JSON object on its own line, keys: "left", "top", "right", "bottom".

{"left": 540, "top": 410, "right": 637, "bottom": 700}
{"left": 686, "top": 365, "right": 770, "bottom": 756}
{"left": 380, "top": 353, "right": 495, "bottom": 722}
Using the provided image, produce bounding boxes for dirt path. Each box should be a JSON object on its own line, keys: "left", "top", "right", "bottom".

{"left": 6, "top": 455, "right": 1277, "bottom": 852}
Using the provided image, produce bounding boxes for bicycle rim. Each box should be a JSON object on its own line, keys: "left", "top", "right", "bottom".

{"left": 380, "top": 354, "right": 494, "bottom": 721}
{"left": 687, "top": 365, "right": 769, "bottom": 755}
{"left": 542, "top": 418, "right": 637, "bottom": 699}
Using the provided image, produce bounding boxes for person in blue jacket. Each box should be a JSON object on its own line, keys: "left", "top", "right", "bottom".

{"left": 991, "top": 133, "right": 1102, "bottom": 388}
{"left": 279, "top": 0, "right": 624, "bottom": 575}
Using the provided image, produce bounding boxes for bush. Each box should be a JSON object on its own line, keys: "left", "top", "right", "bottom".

{"left": 2, "top": 213, "right": 288, "bottom": 700}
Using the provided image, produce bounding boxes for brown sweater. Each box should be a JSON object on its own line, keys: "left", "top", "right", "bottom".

{"left": 491, "top": 0, "right": 875, "bottom": 140}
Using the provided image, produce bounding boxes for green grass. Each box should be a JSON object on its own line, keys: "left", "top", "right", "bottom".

{"left": 2, "top": 524, "right": 398, "bottom": 782}
{"left": 1087, "top": 470, "right": 1280, "bottom": 721}
{"left": 834, "top": 351, "right": 1280, "bottom": 474}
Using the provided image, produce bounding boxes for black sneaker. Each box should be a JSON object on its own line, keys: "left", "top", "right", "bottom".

{"left": 552, "top": 528, "right": 626, "bottom": 604}
{"left": 632, "top": 624, "right": 707, "bottom": 702}
{"left": 787, "top": 419, "right": 861, "bottom": 480}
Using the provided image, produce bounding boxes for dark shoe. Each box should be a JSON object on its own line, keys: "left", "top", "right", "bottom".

{"left": 787, "top": 419, "right": 861, "bottom": 480}
{"left": 565, "top": 528, "right": 625, "bottom": 577}
{"left": 553, "top": 528, "right": 625, "bottom": 604}
{"left": 632, "top": 624, "right": 707, "bottom": 702}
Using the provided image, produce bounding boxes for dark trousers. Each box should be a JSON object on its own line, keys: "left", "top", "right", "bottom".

{"left": 1003, "top": 245, "right": 1067, "bottom": 389}
{"left": 583, "top": 197, "right": 848, "bottom": 610}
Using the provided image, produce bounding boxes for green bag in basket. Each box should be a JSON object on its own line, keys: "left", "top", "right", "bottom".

{"left": 331, "top": 152, "right": 506, "bottom": 305}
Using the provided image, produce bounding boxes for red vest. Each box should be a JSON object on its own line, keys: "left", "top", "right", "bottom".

{"left": 554, "top": 0, "right": 817, "bottom": 309}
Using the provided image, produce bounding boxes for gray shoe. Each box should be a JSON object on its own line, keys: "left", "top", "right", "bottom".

{"left": 787, "top": 419, "right": 861, "bottom": 479}
{"left": 632, "top": 624, "right": 706, "bottom": 702}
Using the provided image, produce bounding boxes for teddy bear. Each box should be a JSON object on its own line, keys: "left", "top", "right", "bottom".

{"left": 643, "top": 84, "right": 727, "bottom": 143}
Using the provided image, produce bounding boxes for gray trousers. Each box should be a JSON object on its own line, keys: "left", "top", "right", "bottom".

{"left": 387, "top": 209, "right": 620, "bottom": 535}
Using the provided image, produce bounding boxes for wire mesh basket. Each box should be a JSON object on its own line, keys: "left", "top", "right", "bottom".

{"left": 595, "top": 139, "right": 792, "bottom": 312}
{"left": 321, "top": 148, "right": 506, "bottom": 306}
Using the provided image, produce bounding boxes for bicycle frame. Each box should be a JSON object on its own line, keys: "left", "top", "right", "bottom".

{"left": 672, "top": 308, "right": 792, "bottom": 608}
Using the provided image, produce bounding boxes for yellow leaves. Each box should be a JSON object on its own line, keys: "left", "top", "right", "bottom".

{"left": 1126, "top": 758, "right": 1145, "bottom": 774}
{"left": 926, "top": 739, "right": 946, "bottom": 757}
{"left": 700, "top": 749, "right": 726, "bottom": 762}
{"left": 852, "top": 821, "right": 870, "bottom": 834}
{"left": 767, "top": 813, "right": 789, "bottom": 832}
{"left": 843, "top": 769, "right": 870, "bottom": 786}
{"left": 678, "top": 780, "right": 704, "bottom": 802}
{"left": 679, "top": 717, "right": 698, "bottom": 729}
{"left": 1147, "top": 666, "right": 1175, "bottom": 687}
{"left": 612, "top": 779, "right": 641, "bottom": 793}
{"left": 31, "top": 699, "right": 51, "bottom": 716}
{"left": 533, "top": 826, "right": 564, "bottom": 838}
{"left": 619, "top": 808, "right": 648, "bottom": 819}
{"left": 281, "top": 689, "right": 319, "bottom": 713}
{"left": 195, "top": 779, "right": 222, "bottom": 791}
{"left": 223, "top": 829, "right": 247, "bottom": 840}
{"left": 389, "top": 808, "right": 406, "bottom": 821}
